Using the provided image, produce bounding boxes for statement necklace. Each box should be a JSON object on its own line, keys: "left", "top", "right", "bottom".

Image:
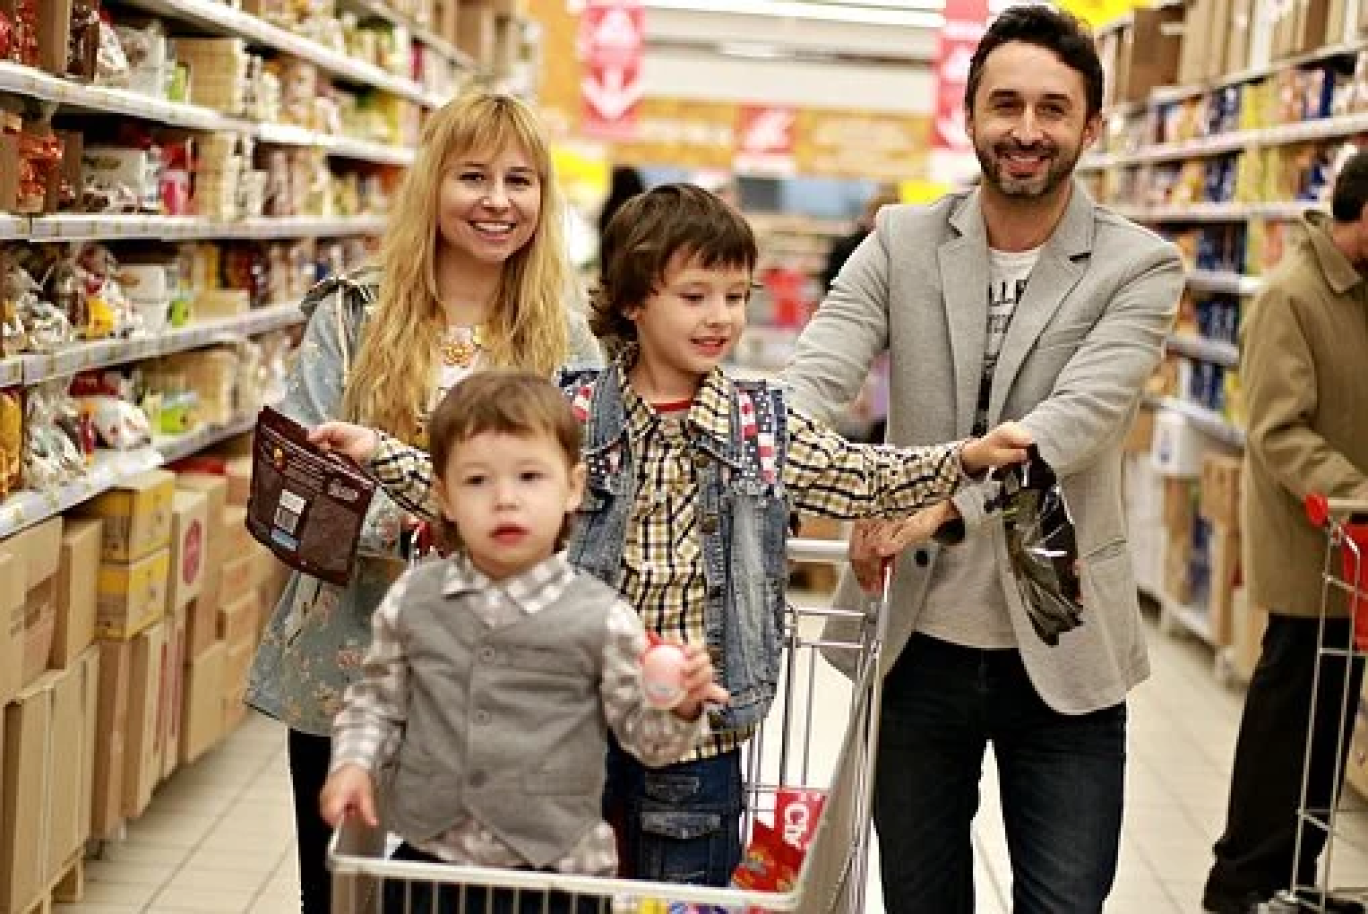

{"left": 439, "top": 324, "right": 484, "bottom": 368}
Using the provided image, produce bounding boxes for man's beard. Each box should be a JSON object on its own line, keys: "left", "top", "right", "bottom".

{"left": 975, "top": 140, "right": 1078, "bottom": 199}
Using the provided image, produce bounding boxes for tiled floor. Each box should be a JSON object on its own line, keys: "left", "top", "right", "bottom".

{"left": 53, "top": 609, "right": 1368, "bottom": 914}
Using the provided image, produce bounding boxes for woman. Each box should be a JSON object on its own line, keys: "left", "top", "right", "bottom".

{"left": 244, "top": 90, "right": 600, "bottom": 914}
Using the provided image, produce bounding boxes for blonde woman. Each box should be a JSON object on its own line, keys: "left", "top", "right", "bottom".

{"left": 245, "top": 90, "right": 600, "bottom": 914}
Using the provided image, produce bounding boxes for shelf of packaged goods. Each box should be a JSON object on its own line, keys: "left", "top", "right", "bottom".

{"left": 23, "top": 214, "right": 386, "bottom": 242}
{"left": 1166, "top": 334, "right": 1240, "bottom": 367}
{"left": 0, "top": 215, "right": 28, "bottom": 240}
{"left": 1144, "top": 38, "right": 1368, "bottom": 110}
{"left": 255, "top": 123, "right": 417, "bottom": 165}
{"left": 1083, "top": 111, "right": 1368, "bottom": 171}
{"left": 0, "top": 410, "right": 266, "bottom": 539}
{"left": 1109, "top": 202, "right": 1320, "bottom": 223}
{"left": 1150, "top": 395, "right": 1247, "bottom": 448}
{"left": 117, "top": 0, "right": 442, "bottom": 108}
{"left": 1188, "top": 270, "right": 1264, "bottom": 295}
{"left": 21, "top": 303, "right": 305, "bottom": 385}
{"left": 337, "top": 0, "right": 479, "bottom": 72}
{"left": 0, "top": 358, "right": 24, "bottom": 387}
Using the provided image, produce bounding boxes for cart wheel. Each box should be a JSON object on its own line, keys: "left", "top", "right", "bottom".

{"left": 1307, "top": 492, "right": 1332, "bottom": 528}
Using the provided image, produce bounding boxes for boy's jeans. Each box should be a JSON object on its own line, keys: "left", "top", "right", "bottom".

{"left": 603, "top": 737, "right": 744, "bottom": 886}
{"left": 874, "top": 633, "right": 1126, "bottom": 914}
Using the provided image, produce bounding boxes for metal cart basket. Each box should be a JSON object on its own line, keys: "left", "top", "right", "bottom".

{"left": 328, "top": 537, "right": 889, "bottom": 914}
{"left": 1264, "top": 495, "right": 1368, "bottom": 913}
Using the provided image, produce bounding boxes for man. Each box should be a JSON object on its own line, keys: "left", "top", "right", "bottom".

{"left": 1201, "top": 152, "right": 1368, "bottom": 914}
{"left": 781, "top": 7, "right": 1183, "bottom": 913}
{"left": 822, "top": 189, "right": 901, "bottom": 292}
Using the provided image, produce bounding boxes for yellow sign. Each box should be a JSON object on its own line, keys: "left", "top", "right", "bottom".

{"left": 610, "top": 99, "right": 739, "bottom": 170}
{"left": 794, "top": 109, "right": 930, "bottom": 182}
{"left": 1057, "top": 0, "right": 1142, "bottom": 27}
{"left": 898, "top": 179, "right": 953, "bottom": 204}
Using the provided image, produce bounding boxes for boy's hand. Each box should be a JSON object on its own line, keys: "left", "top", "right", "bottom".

{"left": 672, "top": 643, "right": 730, "bottom": 722}
{"left": 319, "top": 764, "right": 379, "bottom": 829}
{"left": 310, "top": 422, "right": 381, "bottom": 464}
{"left": 849, "top": 502, "right": 960, "bottom": 591}
{"left": 960, "top": 421, "right": 1032, "bottom": 475}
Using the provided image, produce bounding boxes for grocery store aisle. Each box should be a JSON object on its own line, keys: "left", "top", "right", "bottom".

{"left": 53, "top": 609, "right": 1368, "bottom": 914}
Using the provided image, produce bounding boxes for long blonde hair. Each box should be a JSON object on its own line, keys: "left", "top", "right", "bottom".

{"left": 342, "top": 91, "right": 571, "bottom": 443}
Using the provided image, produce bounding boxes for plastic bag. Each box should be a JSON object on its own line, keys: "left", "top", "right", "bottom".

{"left": 994, "top": 445, "right": 1085, "bottom": 646}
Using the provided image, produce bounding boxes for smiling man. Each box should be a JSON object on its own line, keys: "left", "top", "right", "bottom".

{"left": 782, "top": 6, "right": 1183, "bottom": 913}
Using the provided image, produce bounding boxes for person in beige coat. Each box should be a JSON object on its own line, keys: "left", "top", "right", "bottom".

{"left": 1203, "top": 152, "right": 1368, "bottom": 914}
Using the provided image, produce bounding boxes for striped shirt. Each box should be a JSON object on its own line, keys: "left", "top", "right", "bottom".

{"left": 330, "top": 552, "right": 705, "bottom": 875}
{"left": 369, "top": 364, "right": 966, "bottom": 758}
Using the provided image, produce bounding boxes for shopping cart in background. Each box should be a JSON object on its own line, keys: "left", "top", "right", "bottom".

{"left": 1264, "top": 495, "right": 1368, "bottom": 913}
{"left": 328, "top": 537, "right": 889, "bottom": 914}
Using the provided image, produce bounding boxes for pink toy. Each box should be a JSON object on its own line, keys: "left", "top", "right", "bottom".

{"left": 641, "top": 634, "right": 688, "bottom": 711}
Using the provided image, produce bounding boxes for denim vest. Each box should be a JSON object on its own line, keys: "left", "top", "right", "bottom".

{"left": 557, "top": 364, "right": 790, "bottom": 734}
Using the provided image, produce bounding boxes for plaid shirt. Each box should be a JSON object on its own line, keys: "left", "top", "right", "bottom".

{"left": 330, "top": 552, "right": 705, "bottom": 875}
{"left": 369, "top": 366, "right": 964, "bottom": 758}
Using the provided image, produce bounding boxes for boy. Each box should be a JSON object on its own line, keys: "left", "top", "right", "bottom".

{"left": 313, "top": 184, "right": 1032, "bottom": 886}
{"left": 319, "top": 371, "right": 727, "bottom": 914}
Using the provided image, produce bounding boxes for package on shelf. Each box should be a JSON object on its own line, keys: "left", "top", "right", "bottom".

{"left": 1199, "top": 452, "right": 1243, "bottom": 528}
{"left": 0, "top": 386, "right": 21, "bottom": 499}
{"left": 95, "top": 546, "right": 170, "bottom": 640}
{"left": 1152, "top": 408, "right": 1209, "bottom": 478}
{"left": 121, "top": 616, "right": 166, "bottom": 820}
{"left": 1, "top": 112, "right": 67, "bottom": 215}
{"left": 0, "top": 515, "right": 63, "bottom": 701}
{"left": 74, "top": 467, "right": 174, "bottom": 563}
{"left": 0, "top": 550, "right": 24, "bottom": 705}
{"left": 1205, "top": 521, "right": 1241, "bottom": 647}
{"left": 92, "top": 636, "right": 129, "bottom": 839}
{"left": 53, "top": 517, "right": 101, "bottom": 669}
{"left": 177, "top": 38, "right": 253, "bottom": 115}
{"left": 1164, "top": 481, "right": 1198, "bottom": 605}
{"left": 181, "top": 639, "right": 225, "bottom": 764}
{"left": 159, "top": 604, "right": 188, "bottom": 783}
{"left": 109, "top": 19, "right": 172, "bottom": 98}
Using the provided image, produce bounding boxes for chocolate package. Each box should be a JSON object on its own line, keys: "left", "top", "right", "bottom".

{"left": 247, "top": 406, "right": 376, "bottom": 586}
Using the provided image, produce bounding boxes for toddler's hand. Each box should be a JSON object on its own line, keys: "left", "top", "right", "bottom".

{"left": 319, "top": 764, "right": 379, "bottom": 829}
{"left": 961, "top": 421, "right": 1032, "bottom": 475}
{"left": 310, "top": 422, "right": 381, "bottom": 464}
{"left": 673, "top": 642, "right": 730, "bottom": 722}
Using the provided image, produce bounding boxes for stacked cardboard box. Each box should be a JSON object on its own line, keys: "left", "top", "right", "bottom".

{"left": 0, "top": 519, "right": 65, "bottom": 705}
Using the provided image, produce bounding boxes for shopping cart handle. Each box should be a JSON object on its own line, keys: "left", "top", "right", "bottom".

{"left": 1306, "top": 493, "right": 1368, "bottom": 527}
{"left": 786, "top": 538, "right": 849, "bottom": 565}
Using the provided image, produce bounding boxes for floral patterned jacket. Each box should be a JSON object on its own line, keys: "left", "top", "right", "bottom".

{"left": 244, "top": 267, "right": 602, "bottom": 735}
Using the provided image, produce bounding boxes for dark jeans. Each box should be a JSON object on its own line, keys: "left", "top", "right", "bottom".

{"left": 874, "top": 633, "right": 1126, "bottom": 914}
{"left": 603, "top": 737, "right": 743, "bottom": 886}
{"left": 1205, "top": 616, "right": 1367, "bottom": 906}
{"left": 289, "top": 729, "right": 334, "bottom": 914}
{"left": 380, "top": 844, "right": 608, "bottom": 914}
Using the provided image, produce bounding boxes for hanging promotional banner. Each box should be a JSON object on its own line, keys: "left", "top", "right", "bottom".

{"left": 734, "top": 105, "right": 798, "bottom": 176}
{"left": 577, "top": 0, "right": 645, "bottom": 140}
{"left": 931, "top": 0, "right": 990, "bottom": 182}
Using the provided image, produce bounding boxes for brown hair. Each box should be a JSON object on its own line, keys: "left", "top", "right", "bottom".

{"left": 590, "top": 183, "right": 757, "bottom": 353}
{"left": 427, "top": 370, "right": 582, "bottom": 552}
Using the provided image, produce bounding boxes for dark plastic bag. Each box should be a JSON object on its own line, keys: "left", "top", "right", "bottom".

{"left": 994, "top": 445, "right": 1084, "bottom": 646}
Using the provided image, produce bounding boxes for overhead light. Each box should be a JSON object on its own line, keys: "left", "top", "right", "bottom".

{"left": 642, "top": 0, "right": 944, "bottom": 28}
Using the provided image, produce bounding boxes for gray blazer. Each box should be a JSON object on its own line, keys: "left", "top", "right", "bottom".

{"left": 784, "top": 182, "right": 1183, "bottom": 714}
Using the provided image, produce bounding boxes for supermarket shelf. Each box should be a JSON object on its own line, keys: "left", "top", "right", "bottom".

{"left": 1145, "top": 37, "right": 1368, "bottom": 109}
{"left": 0, "top": 412, "right": 262, "bottom": 538}
{"left": 1083, "top": 111, "right": 1368, "bottom": 170}
{"left": 338, "top": 0, "right": 479, "bottom": 71}
{"left": 0, "top": 358, "right": 23, "bottom": 387}
{"left": 23, "top": 214, "right": 386, "bottom": 242}
{"left": 256, "top": 123, "right": 417, "bottom": 165}
{"left": 1109, "top": 201, "right": 1320, "bottom": 222}
{"left": 118, "top": 0, "right": 443, "bottom": 108}
{"left": 1166, "top": 334, "right": 1240, "bottom": 367}
{"left": 1150, "top": 395, "right": 1247, "bottom": 447}
{"left": 21, "top": 302, "right": 305, "bottom": 384}
{"left": 0, "top": 215, "right": 28, "bottom": 240}
{"left": 1188, "top": 270, "right": 1264, "bottom": 295}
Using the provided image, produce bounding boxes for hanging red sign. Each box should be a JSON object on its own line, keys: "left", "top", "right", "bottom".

{"left": 734, "top": 105, "right": 797, "bottom": 176}
{"left": 577, "top": 0, "right": 645, "bottom": 140}
{"left": 932, "top": 0, "right": 990, "bottom": 155}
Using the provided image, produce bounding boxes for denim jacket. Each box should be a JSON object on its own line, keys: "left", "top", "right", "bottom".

{"left": 559, "top": 362, "right": 789, "bottom": 735}
{"left": 247, "top": 269, "right": 602, "bottom": 736}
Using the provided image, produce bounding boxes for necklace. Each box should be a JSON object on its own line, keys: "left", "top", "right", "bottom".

{"left": 439, "top": 325, "right": 484, "bottom": 368}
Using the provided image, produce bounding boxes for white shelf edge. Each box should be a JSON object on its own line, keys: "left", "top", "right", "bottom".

{"left": 1083, "top": 111, "right": 1368, "bottom": 171}
{"left": 1188, "top": 270, "right": 1264, "bottom": 295}
{"left": 338, "top": 0, "right": 480, "bottom": 72}
{"left": 22, "top": 214, "right": 386, "bottom": 242}
{"left": 1166, "top": 334, "right": 1240, "bottom": 367}
{"left": 1109, "top": 202, "right": 1321, "bottom": 222}
{"left": 118, "top": 0, "right": 437, "bottom": 107}
{"left": 0, "top": 411, "right": 266, "bottom": 539}
{"left": 21, "top": 303, "right": 305, "bottom": 385}
{"left": 1151, "top": 395, "right": 1247, "bottom": 448}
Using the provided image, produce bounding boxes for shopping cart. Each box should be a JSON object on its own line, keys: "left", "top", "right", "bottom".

{"left": 1263, "top": 495, "right": 1368, "bottom": 913}
{"left": 328, "top": 537, "right": 889, "bottom": 914}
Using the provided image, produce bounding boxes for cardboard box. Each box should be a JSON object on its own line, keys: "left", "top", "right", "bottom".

{"left": 0, "top": 551, "right": 24, "bottom": 705}
{"left": 92, "top": 639, "right": 131, "bottom": 839}
{"left": 169, "top": 489, "right": 208, "bottom": 613}
{"left": 47, "top": 651, "right": 99, "bottom": 875}
{"left": 1152, "top": 410, "right": 1207, "bottom": 478}
{"left": 456, "top": 4, "right": 497, "bottom": 65}
{"left": 160, "top": 606, "right": 188, "bottom": 782}
{"left": 186, "top": 597, "right": 220, "bottom": 661}
{"left": 22, "top": 578, "right": 56, "bottom": 687}
{"left": 219, "top": 551, "right": 256, "bottom": 607}
{"left": 1200, "top": 453, "right": 1243, "bottom": 529}
{"left": 0, "top": 675, "right": 51, "bottom": 913}
{"left": 75, "top": 469, "right": 175, "bottom": 563}
{"left": 1208, "top": 526, "right": 1241, "bottom": 652}
{"left": 2, "top": 516, "right": 63, "bottom": 587}
{"left": 225, "top": 456, "right": 252, "bottom": 507}
{"left": 181, "top": 642, "right": 225, "bottom": 764}
{"left": 221, "top": 505, "right": 252, "bottom": 560}
{"left": 123, "top": 620, "right": 167, "bottom": 820}
{"left": 52, "top": 518, "right": 101, "bottom": 668}
{"left": 96, "top": 548, "right": 170, "bottom": 640}
{"left": 1226, "top": 0, "right": 1253, "bottom": 73}
{"left": 1164, "top": 533, "right": 1194, "bottom": 605}
{"left": 1163, "top": 478, "right": 1197, "bottom": 541}
{"left": 218, "top": 591, "right": 261, "bottom": 651}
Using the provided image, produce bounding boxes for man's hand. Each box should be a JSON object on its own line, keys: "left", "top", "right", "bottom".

{"left": 310, "top": 422, "right": 381, "bottom": 464}
{"left": 849, "top": 501, "right": 961, "bottom": 592}
{"left": 319, "top": 763, "right": 379, "bottom": 829}
{"left": 961, "top": 421, "right": 1033, "bottom": 475}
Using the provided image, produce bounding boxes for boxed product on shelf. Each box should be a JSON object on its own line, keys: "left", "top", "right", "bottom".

{"left": 1152, "top": 410, "right": 1208, "bottom": 478}
{"left": 0, "top": 386, "right": 21, "bottom": 498}
{"left": 1206, "top": 522, "right": 1241, "bottom": 646}
{"left": 2, "top": 515, "right": 64, "bottom": 689}
{"left": 74, "top": 468, "right": 174, "bottom": 563}
{"left": 159, "top": 604, "right": 188, "bottom": 783}
{"left": 53, "top": 517, "right": 101, "bottom": 669}
{"left": 168, "top": 488, "right": 207, "bottom": 613}
{"left": 180, "top": 640, "right": 225, "bottom": 765}
{"left": 1200, "top": 452, "right": 1243, "bottom": 528}
{"left": 122, "top": 616, "right": 166, "bottom": 820}
{"left": 92, "top": 636, "right": 130, "bottom": 839}
{"left": 21, "top": 575, "right": 56, "bottom": 686}
{"left": 0, "top": 662, "right": 52, "bottom": 914}
{"left": 95, "top": 546, "right": 170, "bottom": 640}
{"left": 218, "top": 590, "right": 261, "bottom": 652}
{"left": 0, "top": 550, "right": 24, "bottom": 705}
